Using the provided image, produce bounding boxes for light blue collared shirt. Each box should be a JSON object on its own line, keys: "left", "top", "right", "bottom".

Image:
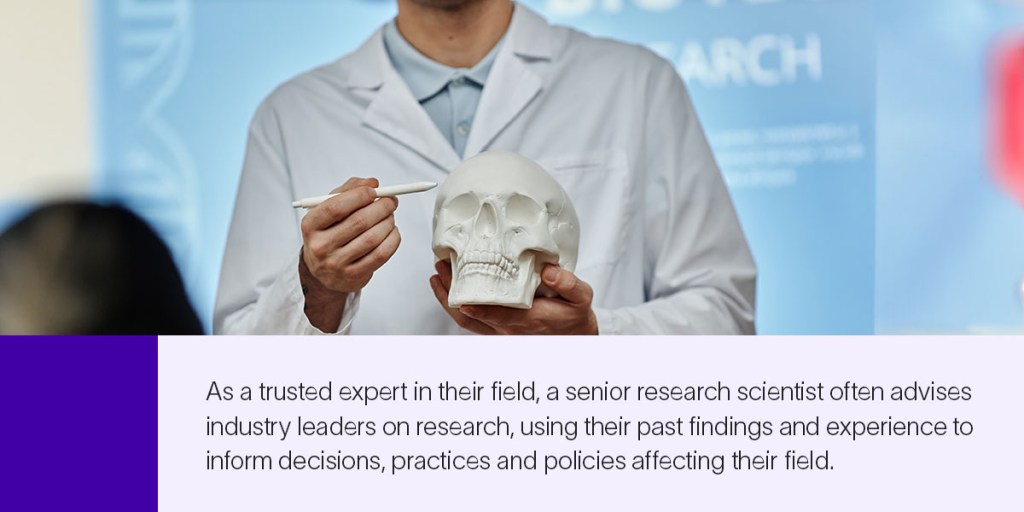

{"left": 382, "top": 21, "right": 503, "bottom": 157}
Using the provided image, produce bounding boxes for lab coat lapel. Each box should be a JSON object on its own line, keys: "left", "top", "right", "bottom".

{"left": 363, "top": 80, "right": 462, "bottom": 172}
{"left": 463, "top": 54, "right": 541, "bottom": 158}
{"left": 463, "top": 5, "right": 553, "bottom": 158}
{"left": 355, "top": 30, "right": 462, "bottom": 172}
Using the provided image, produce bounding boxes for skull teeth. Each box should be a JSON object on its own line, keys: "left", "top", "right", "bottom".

{"left": 457, "top": 251, "right": 519, "bottom": 281}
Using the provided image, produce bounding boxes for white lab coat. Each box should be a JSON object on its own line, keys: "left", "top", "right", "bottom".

{"left": 214, "top": 4, "right": 756, "bottom": 335}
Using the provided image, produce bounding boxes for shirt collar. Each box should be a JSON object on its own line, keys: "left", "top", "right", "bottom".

{"left": 382, "top": 19, "right": 504, "bottom": 101}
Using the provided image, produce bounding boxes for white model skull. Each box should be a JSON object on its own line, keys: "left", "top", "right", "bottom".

{"left": 432, "top": 151, "right": 580, "bottom": 309}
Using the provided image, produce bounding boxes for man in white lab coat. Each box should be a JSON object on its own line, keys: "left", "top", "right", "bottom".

{"left": 214, "top": 0, "right": 756, "bottom": 335}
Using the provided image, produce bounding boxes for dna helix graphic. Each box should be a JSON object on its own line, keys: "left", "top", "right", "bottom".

{"left": 106, "top": 0, "right": 200, "bottom": 289}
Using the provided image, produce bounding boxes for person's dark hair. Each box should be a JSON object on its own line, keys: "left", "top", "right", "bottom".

{"left": 0, "top": 203, "right": 203, "bottom": 334}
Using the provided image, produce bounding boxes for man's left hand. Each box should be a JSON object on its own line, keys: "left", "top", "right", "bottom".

{"left": 429, "top": 261, "right": 599, "bottom": 335}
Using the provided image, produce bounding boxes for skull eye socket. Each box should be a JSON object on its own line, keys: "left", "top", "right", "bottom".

{"left": 505, "top": 193, "right": 544, "bottom": 225}
{"left": 443, "top": 193, "right": 480, "bottom": 223}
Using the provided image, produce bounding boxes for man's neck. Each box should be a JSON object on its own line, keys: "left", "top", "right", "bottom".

{"left": 395, "top": 0, "right": 514, "bottom": 69}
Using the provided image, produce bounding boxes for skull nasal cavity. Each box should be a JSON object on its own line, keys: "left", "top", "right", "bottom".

{"left": 474, "top": 202, "right": 498, "bottom": 238}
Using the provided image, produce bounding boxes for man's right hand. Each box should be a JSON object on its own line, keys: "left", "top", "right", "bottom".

{"left": 298, "top": 177, "right": 401, "bottom": 331}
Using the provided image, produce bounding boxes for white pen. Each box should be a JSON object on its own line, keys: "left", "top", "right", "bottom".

{"left": 291, "top": 181, "right": 438, "bottom": 209}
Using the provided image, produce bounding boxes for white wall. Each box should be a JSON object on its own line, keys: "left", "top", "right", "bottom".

{"left": 0, "top": 1, "right": 91, "bottom": 201}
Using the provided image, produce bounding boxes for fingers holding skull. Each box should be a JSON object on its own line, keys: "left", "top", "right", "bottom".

{"left": 458, "top": 265, "right": 598, "bottom": 335}
{"left": 429, "top": 261, "right": 598, "bottom": 336}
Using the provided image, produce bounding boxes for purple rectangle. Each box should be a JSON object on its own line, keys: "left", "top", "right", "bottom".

{"left": 0, "top": 336, "right": 156, "bottom": 510}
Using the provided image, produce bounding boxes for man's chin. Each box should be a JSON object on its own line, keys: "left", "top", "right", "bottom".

{"left": 409, "top": 0, "right": 486, "bottom": 11}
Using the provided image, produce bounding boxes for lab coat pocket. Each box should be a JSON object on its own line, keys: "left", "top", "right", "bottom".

{"left": 538, "top": 149, "right": 633, "bottom": 271}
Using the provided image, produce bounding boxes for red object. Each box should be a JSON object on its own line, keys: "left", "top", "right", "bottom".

{"left": 993, "top": 36, "right": 1024, "bottom": 207}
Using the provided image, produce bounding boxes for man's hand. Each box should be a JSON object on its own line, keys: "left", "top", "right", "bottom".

{"left": 429, "top": 261, "right": 599, "bottom": 335}
{"left": 299, "top": 177, "right": 401, "bottom": 331}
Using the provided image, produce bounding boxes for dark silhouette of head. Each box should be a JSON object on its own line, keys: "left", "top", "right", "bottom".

{"left": 0, "top": 203, "right": 203, "bottom": 334}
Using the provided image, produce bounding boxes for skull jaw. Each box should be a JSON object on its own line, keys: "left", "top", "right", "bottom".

{"left": 448, "top": 253, "right": 540, "bottom": 309}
